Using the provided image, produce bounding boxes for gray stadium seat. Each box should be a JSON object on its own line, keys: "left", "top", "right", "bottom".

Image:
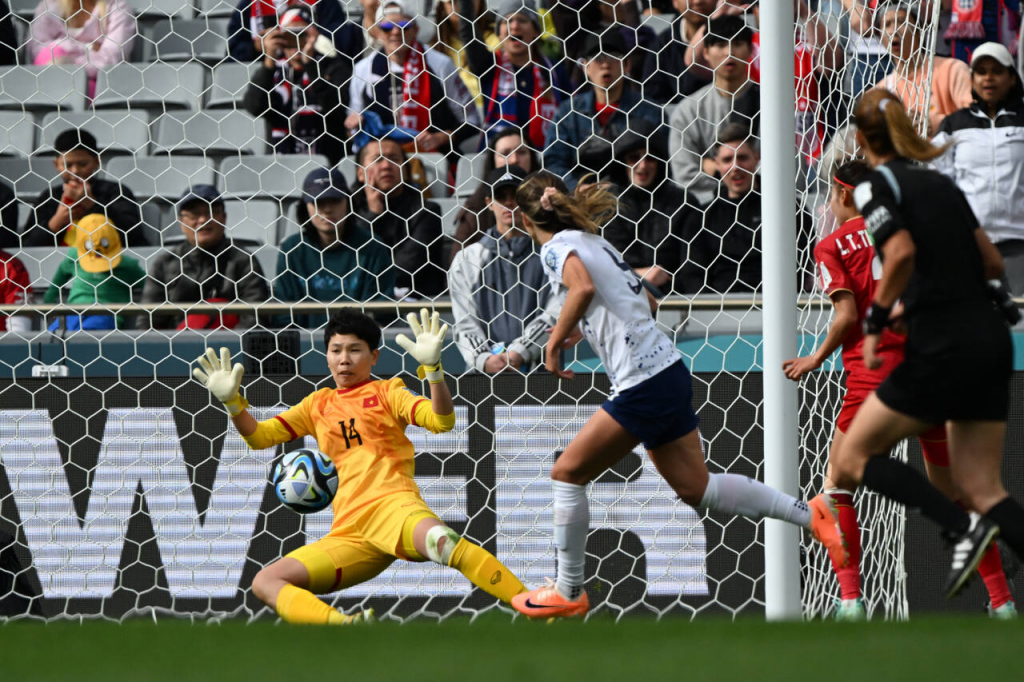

{"left": 222, "top": 198, "right": 280, "bottom": 245}
{"left": 123, "top": 0, "right": 192, "bottom": 19}
{"left": 640, "top": 13, "right": 677, "bottom": 35}
{"left": 143, "top": 18, "right": 230, "bottom": 63}
{"left": 431, "top": 198, "right": 460, "bottom": 238}
{"left": 454, "top": 153, "right": 486, "bottom": 199}
{"left": 105, "top": 156, "right": 217, "bottom": 199}
{"left": 415, "top": 152, "right": 449, "bottom": 198}
{"left": 0, "top": 112, "right": 38, "bottom": 158}
{"left": 37, "top": 110, "right": 152, "bottom": 157}
{"left": 0, "top": 65, "right": 87, "bottom": 112}
{"left": 152, "top": 110, "right": 266, "bottom": 157}
{"left": 93, "top": 62, "right": 207, "bottom": 112}
{"left": 206, "top": 62, "right": 251, "bottom": 109}
{"left": 8, "top": 0, "right": 38, "bottom": 19}
{"left": 196, "top": 0, "right": 241, "bottom": 19}
{"left": 337, "top": 157, "right": 358, "bottom": 188}
{"left": 218, "top": 154, "right": 330, "bottom": 199}
{"left": 0, "top": 157, "right": 59, "bottom": 198}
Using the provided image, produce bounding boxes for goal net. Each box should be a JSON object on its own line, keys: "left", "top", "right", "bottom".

{"left": 0, "top": 0, "right": 941, "bottom": 622}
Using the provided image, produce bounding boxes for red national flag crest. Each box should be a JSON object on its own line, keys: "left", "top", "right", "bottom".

{"left": 363, "top": 396, "right": 379, "bottom": 409}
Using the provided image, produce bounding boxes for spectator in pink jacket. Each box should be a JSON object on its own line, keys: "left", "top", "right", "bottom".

{"left": 27, "top": 0, "right": 137, "bottom": 98}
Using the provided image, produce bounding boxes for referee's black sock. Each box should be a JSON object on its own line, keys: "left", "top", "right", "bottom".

{"left": 984, "top": 497, "right": 1024, "bottom": 560}
{"left": 862, "top": 457, "right": 970, "bottom": 536}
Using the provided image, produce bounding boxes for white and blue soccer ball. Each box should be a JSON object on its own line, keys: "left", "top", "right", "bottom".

{"left": 271, "top": 449, "right": 339, "bottom": 514}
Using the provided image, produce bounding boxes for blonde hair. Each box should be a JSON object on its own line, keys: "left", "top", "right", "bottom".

{"left": 515, "top": 172, "right": 617, "bottom": 235}
{"left": 854, "top": 89, "right": 949, "bottom": 162}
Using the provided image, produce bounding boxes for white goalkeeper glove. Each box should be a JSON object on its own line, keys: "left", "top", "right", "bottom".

{"left": 395, "top": 308, "right": 448, "bottom": 384}
{"left": 192, "top": 347, "right": 248, "bottom": 416}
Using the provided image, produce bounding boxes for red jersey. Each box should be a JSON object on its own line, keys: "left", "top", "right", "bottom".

{"left": 814, "top": 217, "right": 904, "bottom": 371}
{"left": 0, "top": 250, "right": 29, "bottom": 332}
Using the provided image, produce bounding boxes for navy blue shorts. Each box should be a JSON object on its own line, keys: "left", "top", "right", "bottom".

{"left": 601, "top": 361, "right": 700, "bottom": 450}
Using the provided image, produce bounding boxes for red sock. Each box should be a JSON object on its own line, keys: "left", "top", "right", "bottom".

{"left": 830, "top": 492, "right": 862, "bottom": 601}
{"left": 978, "top": 541, "right": 1012, "bottom": 609}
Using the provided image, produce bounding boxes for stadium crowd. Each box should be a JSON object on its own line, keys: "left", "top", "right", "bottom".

{"left": 0, "top": 0, "right": 1021, "bottom": 372}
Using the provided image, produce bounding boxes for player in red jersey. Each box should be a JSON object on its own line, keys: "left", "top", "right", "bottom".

{"left": 0, "top": 249, "right": 30, "bottom": 332}
{"left": 784, "top": 160, "right": 1016, "bottom": 620}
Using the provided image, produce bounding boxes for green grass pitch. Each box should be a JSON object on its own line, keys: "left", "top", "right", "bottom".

{"left": 1, "top": 613, "right": 1020, "bottom": 681}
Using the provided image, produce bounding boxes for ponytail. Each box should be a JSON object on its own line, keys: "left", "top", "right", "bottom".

{"left": 516, "top": 172, "right": 618, "bottom": 235}
{"left": 854, "top": 89, "right": 949, "bottom": 162}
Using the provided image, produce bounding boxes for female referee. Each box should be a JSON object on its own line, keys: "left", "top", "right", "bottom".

{"left": 816, "top": 88, "right": 1024, "bottom": 600}
{"left": 784, "top": 160, "right": 1015, "bottom": 619}
{"left": 508, "top": 171, "right": 847, "bottom": 619}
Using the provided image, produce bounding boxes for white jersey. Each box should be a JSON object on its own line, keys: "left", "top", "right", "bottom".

{"left": 541, "top": 230, "right": 679, "bottom": 394}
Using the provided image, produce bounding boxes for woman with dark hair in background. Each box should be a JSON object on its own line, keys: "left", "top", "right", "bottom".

{"left": 432, "top": 0, "right": 498, "bottom": 105}
{"left": 449, "top": 126, "right": 539, "bottom": 264}
{"left": 811, "top": 88, "right": 1024, "bottom": 601}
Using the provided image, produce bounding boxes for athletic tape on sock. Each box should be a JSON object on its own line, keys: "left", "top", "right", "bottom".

{"left": 425, "top": 525, "right": 460, "bottom": 565}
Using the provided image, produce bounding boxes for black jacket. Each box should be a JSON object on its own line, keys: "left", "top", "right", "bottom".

{"left": 350, "top": 186, "right": 448, "bottom": 298}
{"left": 243, "top": 54, "right": 351, "bottom": 165}
{"left": 0, "top": 180, "right": 19, "bottom": 249}
{"left": 22, "top": 178, "right": 146, "bottom": 247}
{"left": 640, "top": 16, "right": 713, "bottom": 104}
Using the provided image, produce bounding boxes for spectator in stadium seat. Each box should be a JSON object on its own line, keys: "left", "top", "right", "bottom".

{"left": 668, "top": 15, "right": 758, "bottom": 206}
{"left": 43, "top": 214, "right": 146, "bottom": 332}
{"left": 874, "top": 1, "right": 972, "bottom": 136}
{"left": 602, "top": 120, "right": 689, "bottom": 296}
{"left": 227, "top": 0, "right": 364, "bottom": 65}
{"left": 449, "top": 164, "right": 559, "bottom": 373}
{"left": 543, "top": 28, "right": 661, "bottom": 191}
{"left": 639, "top": 0, "right": 715, "bottom": 103}
{"left": 275, "top": 167, "right": 395, "bottom": 329}
{"left": 435, "top": 0, "right": 499, "bottom": 105}
{"left": 549, "top": 0, "right": 655, "bottom": 83}
{"left": 450, "top": 126, "right": 540, "bottom": 264}
{"left": 679, "top": 123, "right": 811, "bottom": 294}
{"left": 457, "top": 0, "right": 569, "bottom": 150}
{"left": 932, "top": 43, "right": 1024, "bottom": 294}
{"left": 22, "top": 129, "right": 145, "bottom": 248}
{"left": 351, "top": 138, "right": 447, "bottom": 299}
{"left": 0, "top": 1, "right": 19, "bottom": 67}
{"left": 346, "top": 0, "right": 481, "bottom": 155}
{"left": 0, "top": 247, "right": 30, "bottom": 333}
{"left": 243, "top": 5, "right": 351, "bottom": 165}
{"left": 139, "top": 186, "right": 269, "bottom": 330}
{"left": 27, "top": 0, "right": 136, "bottom": 99}
{"left": 0, "top": 179, "right": 19, "bottom": 249}
{"left": 942, "top": 0, "right": 1021, "bottom": 64}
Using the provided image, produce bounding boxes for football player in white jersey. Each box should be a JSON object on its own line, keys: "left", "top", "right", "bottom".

{"left": 508, "top": 172, "right": 846, "bottom": 619}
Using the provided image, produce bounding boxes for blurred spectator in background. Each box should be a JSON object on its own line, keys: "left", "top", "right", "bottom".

{"left": 140, "top": 186, "right": 269, "bottom": 330}
{"left": 669, "top": 15, "right": 758, "bottom": 205}
{"left": 603, "top": 120, "right": 688, "bottom": 296}
{"left": 838, "top": 0, "right": 891, "bottom": 102}
{"left": 875, "top": 1, "right": 971, "bottom": 135}
{"left": 435, "top": 0, "right": 499, "bottom": 104}
{"left": 275, "top": 167, "right": 394, "bottom": 329}
{"left": 27, "top": 0, "right": 136, "bottom": 99}
{"left": 0, "top": 247, "right": 30, "bottom": 333}
{"left": 347, "top": 0, "right": 480, "bottom": 155}
{"left": 22, "top": 129, "right": 145, "bottom": 248}
{"left": 450, "top": 126, "right": 539, "bottom": 263}
{"left": 458, "top": 0, "right": 568, "bottom": 150}
{"left": 228, "top": 0, "right": 364, "bottom": 64}
{"left": 43, "top": 214, "right": 145, "bottom": 332}
{"left": 0, "top": 179, "right": 19, "bottom": 249}
{"left": 0, "top": 1, "right": 19, "bottom": 66}
{"left": 679, "top": 123, "right": 811, "bottom": 294}
{"left": 449, "top": 165, "right": 558, "bottom": 373}
{"left": 641, "top": 0, "right": 715, "bottom": 103}
{"left": 549, "top": 0, "right": 653, "bottom": 82}
{"left": 544, "top": 28, "right": 661, "bottom": 190}
{"left": 352, "top": 139, "right": 447, "bottom": 298}
{"left": 933, "top": 43, "right": 1024, "bottom": 294}
{"left": 243, "top": 6, "right": 351, "bottom": 164}
{"left": 943, "top": 0, "right": 1020, "bottom": 64}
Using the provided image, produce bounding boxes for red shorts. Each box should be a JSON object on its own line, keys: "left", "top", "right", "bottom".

{"left": 836, "top": 351, "right": 949, "bottom": 466}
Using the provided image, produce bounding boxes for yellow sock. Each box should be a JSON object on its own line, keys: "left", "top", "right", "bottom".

{"left": 448, "top": 537, "right": 527, "bottom": 603}
{"left": 275, "top": 584, "right": 345, "bottom": 625}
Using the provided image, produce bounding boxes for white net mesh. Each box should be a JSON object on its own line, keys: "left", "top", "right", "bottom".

{"left": 0, "top": 0, "right": 955, "bottom": 621}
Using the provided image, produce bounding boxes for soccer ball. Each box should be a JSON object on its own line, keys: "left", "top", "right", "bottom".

{"left": 272, "top": 449, "right": 339, "bottom": 514}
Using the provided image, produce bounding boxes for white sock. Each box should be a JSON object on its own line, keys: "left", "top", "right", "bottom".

{"left": 699, "top": 473, "right": 811, "bottom": 527}
{"left": 552, "top": 480, "right": 589, "bottom": 600}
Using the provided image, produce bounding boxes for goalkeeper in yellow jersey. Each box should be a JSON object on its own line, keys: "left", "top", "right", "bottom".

{"left": 192, "top": 308, "right": 527, "bottom": 625}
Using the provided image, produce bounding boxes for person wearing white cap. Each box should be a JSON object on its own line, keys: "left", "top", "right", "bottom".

{"left": 346, "top": 0, "right": 481, "bottom": 154}
{"left": 932, "top": 42, "right": 1024, "bottom": 295}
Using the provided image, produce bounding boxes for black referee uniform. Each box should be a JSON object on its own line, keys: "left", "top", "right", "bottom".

{"left": 854, "top": 157, "right": 1013, "bottom": 423}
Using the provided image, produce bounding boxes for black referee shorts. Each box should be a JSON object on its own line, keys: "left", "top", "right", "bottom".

{"left": 876, "top": 314, "right": 1013, "bottom": 424}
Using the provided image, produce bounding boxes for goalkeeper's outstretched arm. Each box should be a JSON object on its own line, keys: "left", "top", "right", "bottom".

{"left": 397, "top": 308, "right": 456, "bottom": 432}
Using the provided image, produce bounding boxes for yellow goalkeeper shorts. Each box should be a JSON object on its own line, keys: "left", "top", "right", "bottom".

{"left": 286, "top": 492, "right": 441, "bottom": 595}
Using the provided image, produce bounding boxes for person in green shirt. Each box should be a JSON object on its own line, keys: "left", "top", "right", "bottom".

{"left": 44, "top": 213, "right": 147, "bottom": 331}
{"left": 274, "top": 167, "right": 395, "bottom": 329}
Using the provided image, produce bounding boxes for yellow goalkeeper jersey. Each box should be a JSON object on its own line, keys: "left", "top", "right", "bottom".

{"left": 242, "top": 377, "right": 454, "bottom": 527}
